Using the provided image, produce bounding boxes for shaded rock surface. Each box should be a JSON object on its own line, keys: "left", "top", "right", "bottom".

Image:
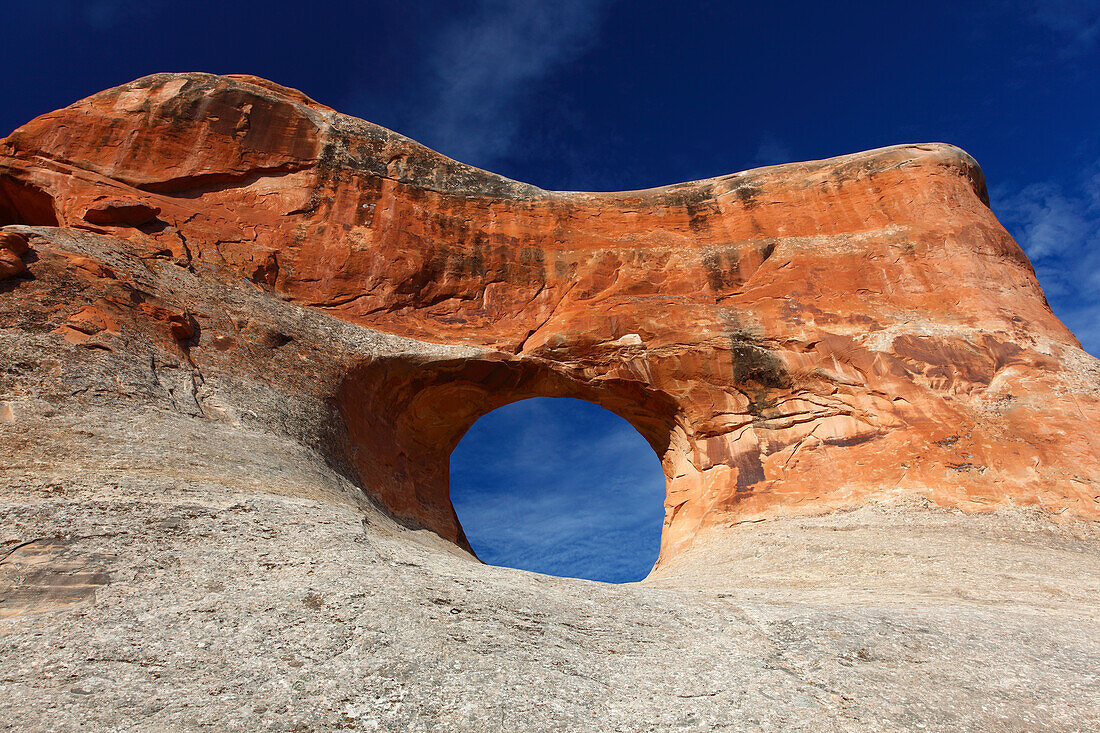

{"left": 0, "top": 74, "right": 1098, "bottom": 730}
{"left": 0, "top": 230, "right": 29, "bottom": 279}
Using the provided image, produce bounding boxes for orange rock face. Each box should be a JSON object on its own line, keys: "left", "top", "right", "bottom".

{"left": 2, "top": 73, "right": 1097, "bottom": 563}
{"left": 0, "top": 231, "right": 29, "bottom": 279}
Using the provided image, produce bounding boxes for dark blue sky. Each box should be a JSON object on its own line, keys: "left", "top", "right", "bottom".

{"left": 4, "top": 1, "right": 1097, "bottom": 581}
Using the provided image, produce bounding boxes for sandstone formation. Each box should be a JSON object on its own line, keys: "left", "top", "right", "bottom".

{"left": 1, "top": 73, "right": 1098, "bottom": 731}
{"left": 0, "top": 230, "right": 29, "bottom": 279}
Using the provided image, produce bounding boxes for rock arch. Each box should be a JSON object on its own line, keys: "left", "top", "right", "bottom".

{"left": 0, "top": 72, "right": 1096, "bottom": 568}
{"left": 338, "top": 353, "right": 681, "bottom": 557}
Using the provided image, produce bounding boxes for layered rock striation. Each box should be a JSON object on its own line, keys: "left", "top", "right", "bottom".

{"left": 2, "top": 72, "right": 1096, "bottom": 563}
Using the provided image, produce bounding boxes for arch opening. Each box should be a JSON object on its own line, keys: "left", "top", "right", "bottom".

{"left": 337, "top": 354, "right": 683, "bottom": 570}
{"left": 450, "top": 396, "right": 666, "bottom": 583}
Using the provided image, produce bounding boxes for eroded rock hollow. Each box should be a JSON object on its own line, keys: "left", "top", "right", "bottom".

{"left": 2, "top": 73, "right": 1098, "bottom": 565}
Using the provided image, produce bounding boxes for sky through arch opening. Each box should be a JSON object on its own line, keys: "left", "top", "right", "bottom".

{"left": 449, "top": 396, "right": 666, "bottom": 583}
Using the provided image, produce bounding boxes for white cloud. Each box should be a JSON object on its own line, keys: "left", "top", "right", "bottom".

{"left": 992, "top": 163, "right": 1100, "bottom": 355}
{"left": 995, "top": 181, "right": 1094, "bottom": 260}
{"left": 408, "top": 0, "right": 607, "bottom": 167}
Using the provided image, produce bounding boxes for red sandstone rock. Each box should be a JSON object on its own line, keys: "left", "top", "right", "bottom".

{"left": 139, "top": 302, "right": 196, "bottom": 342}
{"left": 82, "top": 199, "right": 161, "bottom": 227}
{"left": 1, "top": 73, "right": 1097, "bottom": 564}
{"left": 0, "top": 230, "right": 29, "bottom": 255}
{"left": 0, "top": 231, "right": 28, "bottom": 279}
{"left": 0, "top": 248, "right": 23, "bottom": 279}
{"left": 62, "top": 254, "right": 117, "bottom": 280}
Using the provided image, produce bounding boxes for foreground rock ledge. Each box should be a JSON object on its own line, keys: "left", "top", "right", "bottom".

{"left": 1, "top": 74, "right": 1098, "bottom": 730}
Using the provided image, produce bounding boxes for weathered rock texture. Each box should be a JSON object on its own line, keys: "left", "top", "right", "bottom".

{"left": 1, "top": 73, "right": 1099, "bottom": 731}
{"left": 3, "top": 72, "right": 1098, "bottom": 561}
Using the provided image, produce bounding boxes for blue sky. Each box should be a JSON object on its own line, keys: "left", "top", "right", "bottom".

{"left": 3, "top": 1, "right": 1097, "bottom": 580}
{"left": 449, "top": 398, "right": 664, "bottom": 583}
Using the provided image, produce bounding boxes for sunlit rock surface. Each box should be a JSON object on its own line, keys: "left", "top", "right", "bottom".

{"left": 1, "top": 73, "right": 1098, "bottom": 730}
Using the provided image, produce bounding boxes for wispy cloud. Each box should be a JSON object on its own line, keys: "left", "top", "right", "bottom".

{"left": 992, "top": 163, "right": 1100, "bottom": 354}
{"left": 402, "top": 0, "right": 608, "bottom": 168}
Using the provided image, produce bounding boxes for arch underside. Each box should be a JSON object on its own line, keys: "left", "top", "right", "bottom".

{"left": 338, "top": 354, "right": 681, "bottom": 557}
